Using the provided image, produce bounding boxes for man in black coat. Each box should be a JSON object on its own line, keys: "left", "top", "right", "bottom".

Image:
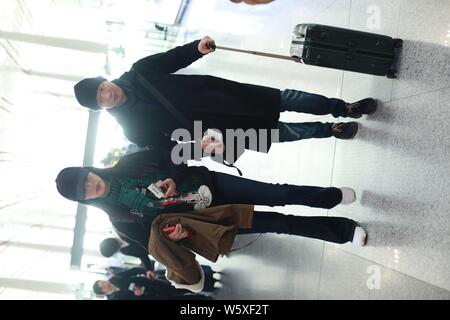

{"left": 99, "top": 237, "right": 220, "bottom": 292}
{"left": 74, "top": 36, "right": 376, "bottom": 165}
{"left": 93, "top": 267, "right": 211, "bottom": 300}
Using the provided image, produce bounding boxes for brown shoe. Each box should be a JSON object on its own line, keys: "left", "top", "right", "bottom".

{"left": 332, "top": 122, "right": 359, "bottom": 139}
{"left": 346, "top": 98, "right": 377, "bottom": 118}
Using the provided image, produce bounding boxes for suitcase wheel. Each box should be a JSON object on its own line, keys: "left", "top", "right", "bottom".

{"left": 386, "top": 70, "right": 397, "bottom": 79}
{"left": 393, "top": 38, "right": 403, "bottom": 48}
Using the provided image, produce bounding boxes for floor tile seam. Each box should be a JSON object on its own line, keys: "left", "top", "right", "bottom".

{"left": 388, "top": 85, "right": 450, "bottom": 105}
{"left": 334, "top": 246, "right": 450, "bottom": 293}
{"left": 315, "top": 241, "right": 326, "bottom": 299}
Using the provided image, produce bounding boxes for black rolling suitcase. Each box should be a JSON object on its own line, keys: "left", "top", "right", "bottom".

{"left": 290, "top": 24, "right": 402, "bottom": 78}
{"left": 207, "top": 23, "right": 402, "bottom": 78}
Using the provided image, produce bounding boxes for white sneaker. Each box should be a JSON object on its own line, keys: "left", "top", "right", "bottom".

{"left": 339, "top": 187, "right": 356, "bottom": 205}
{"left": 352, "top": 226, "right": 367, "bottom": 246}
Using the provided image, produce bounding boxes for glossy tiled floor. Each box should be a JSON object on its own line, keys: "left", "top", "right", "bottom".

{"left": 0, "top": 0, "right": 449, "bottom": 299}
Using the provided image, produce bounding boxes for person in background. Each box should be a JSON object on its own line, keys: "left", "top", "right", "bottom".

{"left": 100, "top": 237, "right": 155, "bottom": 275}
{"left": 93, "top": 267, "right": 211, "bottom": 300}
{"left": 73, "top": 36, "right": 376, "bottom": 165}
{"left": 99, "top": 237, "right": 220, "bottom": 292}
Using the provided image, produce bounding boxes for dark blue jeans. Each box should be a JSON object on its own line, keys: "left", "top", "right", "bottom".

{"left": 211, "top": 172, "right": 342, "bottom": 209}
{"left": 280, "top": 89, "right": 346, "bottom": 117}
{"left": 277, "top": 121, "right": 334, "bottom": 141}
{"left": 277, "top": 89, "right": 347, "bottom": 142}
{"left": 237, "top": 211, "right": 357, "bottom": 244}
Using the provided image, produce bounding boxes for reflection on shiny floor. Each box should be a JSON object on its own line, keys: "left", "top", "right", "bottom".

{"left": 1, "top": 0, "right": 450, "bottom": 299}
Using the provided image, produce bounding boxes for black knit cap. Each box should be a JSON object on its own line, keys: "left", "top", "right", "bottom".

{"left": 99, "top": 238, "right": 121, "bottom": 257}
{"left": 55, "top": 167, "right": 90, "bottom": 201}
{"left": 93, "top": 281, "right": 105, "bottom": 295}
{"left": 74, "top": 76, "right": 106, "bottom": 110}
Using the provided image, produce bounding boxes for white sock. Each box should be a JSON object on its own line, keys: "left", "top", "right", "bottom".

{"left": 352, "top": 226, "right": 367, "bottom": 246}
{"left": 339, "top": 187, "right": 356, "bottom": 205}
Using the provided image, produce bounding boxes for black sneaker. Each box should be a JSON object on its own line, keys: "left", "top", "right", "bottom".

{"left": 332, "top": 122, "right": 358, "bottom": 139}
{"left": 345, "top": 98, "right": 377, "bottom": 118}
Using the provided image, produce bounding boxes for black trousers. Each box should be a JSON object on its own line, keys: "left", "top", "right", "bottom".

{"left": 237, "top": 211, "right": 357, "bottom": 244}
{"left": 211, "top": 172, "right": 342, "bottom": 209}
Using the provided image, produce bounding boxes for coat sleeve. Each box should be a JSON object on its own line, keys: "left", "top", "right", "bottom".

{"left": 115, "top": 147, "right": 193, "bottom": 182}
{"left": 121, "top": 243, "right": 155, "bottom": 271}
{"left": 111, "top": 219, "right": 151, "bottom": 248}
{"left": 132, "top": 40, "right": 204, "bottom": 75}
{"left": 116, "top": 148, "right": 187, "bottom": 171}
{"left": 121, "top": 123, "right": 178, "bottom": 150}
{"left": 165, "top": 264, "right": 205, "bottom": 293}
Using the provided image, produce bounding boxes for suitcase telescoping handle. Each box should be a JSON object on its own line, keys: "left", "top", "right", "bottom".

{"left": 206, "top": 42, "right": 301, "bottom": 62}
